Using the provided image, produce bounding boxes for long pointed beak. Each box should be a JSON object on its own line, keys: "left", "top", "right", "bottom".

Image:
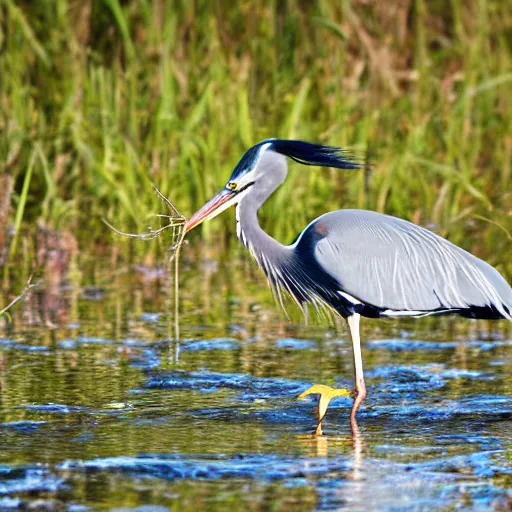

{"left": 184, "top": 189, "right": 237, "bottom": 234}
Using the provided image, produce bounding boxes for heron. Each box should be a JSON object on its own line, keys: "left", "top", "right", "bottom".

{"left": 183, "top": 138, "right": 512, "bottom": 422}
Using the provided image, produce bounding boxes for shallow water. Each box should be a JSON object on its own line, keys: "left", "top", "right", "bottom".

{"left": 1, "top": 262, "right": 511, "bottom": 511}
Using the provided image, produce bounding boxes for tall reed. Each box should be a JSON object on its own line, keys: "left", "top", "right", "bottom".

{"left": 0, "top": 0, "right": 510, "bottom": 277}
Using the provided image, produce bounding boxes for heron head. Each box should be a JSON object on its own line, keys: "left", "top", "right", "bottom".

{"left": 184, "top": 139, "right": 362, "bottom": 233}
{"left": 184, "top": 141, "right": 277, "bottom": 233}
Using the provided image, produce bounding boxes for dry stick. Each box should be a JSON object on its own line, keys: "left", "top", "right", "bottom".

{"left": 152, "top": 185, "right": 186, "bottom": 342}
{"left": 102, "top": 218, "right": 184, "bottom": 240}
{"left": 103, "top": 185, "right": 187, "bottom": 341}
{"left": 167, "top": 221, "right": 185, "bottom": 342}
{"left": 169, "top": 229, "right": 185, "bottom": 341}
{"left": 0, "top": 275, "right": 35, "bottom": 318}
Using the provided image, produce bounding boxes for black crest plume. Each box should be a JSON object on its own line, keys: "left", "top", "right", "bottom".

{"left": 268, "top": 139, "right": 363, "bottom": 170}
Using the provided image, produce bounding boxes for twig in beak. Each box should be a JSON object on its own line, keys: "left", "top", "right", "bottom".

{"left": 103, "top": 184, "right": 187, "bottom": 342}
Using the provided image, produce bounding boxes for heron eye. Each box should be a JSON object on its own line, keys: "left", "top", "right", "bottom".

{"left": 226, "top": 181, "right": 238, "bottom": 191}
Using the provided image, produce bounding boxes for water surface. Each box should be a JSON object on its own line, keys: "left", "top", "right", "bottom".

{"left": 1, "top": 262, "right": 511, "bottom": 511}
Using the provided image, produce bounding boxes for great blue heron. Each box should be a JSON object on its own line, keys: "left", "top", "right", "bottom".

{"left": 184, "top": 139, "right": 512, "bottom": 421}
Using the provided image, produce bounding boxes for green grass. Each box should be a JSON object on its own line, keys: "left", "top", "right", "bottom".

{"left": 0, "top": 0, "right": 511, "bottom": 278}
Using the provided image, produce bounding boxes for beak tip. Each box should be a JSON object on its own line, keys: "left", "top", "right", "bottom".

{"left": 184, "top": 189, "right": 235, "bottom": 236}
{"left": 183, "top": 220, "right": 193, "bottom": 234}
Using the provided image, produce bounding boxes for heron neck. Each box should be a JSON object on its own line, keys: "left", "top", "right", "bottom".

{"left": 235, "top": 199, "right": 290, "bottom": 261}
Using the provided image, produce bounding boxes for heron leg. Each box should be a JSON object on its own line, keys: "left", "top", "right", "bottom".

{"left": 347, "top": 313, "right": 366, "bottom": 420}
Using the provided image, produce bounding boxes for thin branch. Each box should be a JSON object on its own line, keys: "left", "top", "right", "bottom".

{"left": 103, "top": 184, "right": 187, "bottom": 342}
{"left": 153, "top": 184, "right": 186, "bottom": 221}
{"left": 102, "top": 218, "right": 182, "bottom": 240}
{"left": 0, "top": 275, "right": 35, "bottom": 317}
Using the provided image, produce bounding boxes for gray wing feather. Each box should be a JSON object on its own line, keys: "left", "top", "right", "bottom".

{"left": 313, "top": 210, "right": 512, "bottom": 318}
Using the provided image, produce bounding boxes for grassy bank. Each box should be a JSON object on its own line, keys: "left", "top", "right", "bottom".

{"left": 0, "top": 0, "right": 511, "bottom": 278}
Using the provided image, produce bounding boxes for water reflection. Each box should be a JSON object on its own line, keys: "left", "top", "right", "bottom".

{"left": 0, "top": 255, "right": 511, "bottom": 510}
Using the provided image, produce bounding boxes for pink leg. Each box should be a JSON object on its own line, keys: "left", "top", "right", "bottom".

{"left": 346, "top": 313, "right": 366, "bottom": 421}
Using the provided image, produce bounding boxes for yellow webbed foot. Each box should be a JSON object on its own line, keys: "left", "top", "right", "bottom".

{"left": 298, "top": 384, "right": 353, "bottom": 422}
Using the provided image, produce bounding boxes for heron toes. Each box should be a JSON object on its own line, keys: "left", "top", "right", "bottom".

{"left": 297, "top": 384, "right": 354, "bottom": 401}
{"left": 297, "top": 384, "right": 354, "bottom": 423}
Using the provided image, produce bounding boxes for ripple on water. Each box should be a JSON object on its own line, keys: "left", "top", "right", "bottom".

{"left": 0, "top": 421, "right": 47, "bottom": 433}
{"left": 145, "top": 370, "right": 312, "bottom": 400}
{"left": 140, "top": 312, "right": 160, "bottom": 323}
{"left": 58, "top": 339, "right": 77, "bottom": 349}
{"left": 0, "top": 466, "right": 63, "bottom": 495}
{"left": 21, "top": 404, "right": 90, "bottom": 414}
{"left": 275, "top": 338, "right": 316, "bottom": 350}
{"left": 12, "top": 344, "right": 51, "bottom": 353}
{"left": 367, "top": 338, "right": 512, "bottom": 352}
{"left": 368, "top": 365, "right": 447, "bottom": 393}
{"left": 410, "top": 450, "right": 512, "bottom": 478}
{"left": 369, "top": 363, "right": 497, "bottom": 398}
{"left": 77, "top": 336, "right": 113, "bottom": 345}
{"left": 363, "top": 394, "right": 512, "bottom": 423}
{"left": 181, "top": 338, "right": 240, "bottom": 352}
{"left": 367, "top": 339, "right": 460, "bottom": 351}
{"left": 60, "top": 453, "right": 351, "bottom": 481}
{"left": 15, "top": 451, "right": 508, "bottom": 511}
{"left": 129, "top": 348, "right": 160, "bottom": 369}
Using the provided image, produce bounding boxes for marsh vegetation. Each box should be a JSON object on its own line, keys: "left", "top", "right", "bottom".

{"left": 0, "top": 1, "right": 511, "bottom": 510}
